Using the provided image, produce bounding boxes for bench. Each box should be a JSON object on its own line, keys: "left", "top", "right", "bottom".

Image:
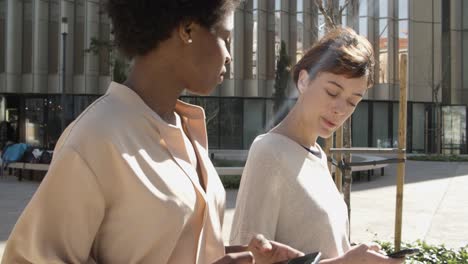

{"left": 215, "top": 154, "right": 389, "bottom": 181}
{"left": 3, "top": 162, "right": 50, "bottom": 181}
{"left": 331, "top": 154, "right": 388, "bottom": 181}
{"left": 215, "top": 166, "right": 244, "bottom": 176}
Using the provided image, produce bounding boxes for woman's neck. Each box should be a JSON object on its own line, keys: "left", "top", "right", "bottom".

{"left": 271, "top": 105, "right": 318, "bottom": 149}
{"left": 124, "top": 55, "right": 184, "bottom": 125}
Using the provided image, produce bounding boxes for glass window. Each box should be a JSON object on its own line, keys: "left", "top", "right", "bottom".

{"left": 219, "top": 98, "right": 243, "bottom": 149}
{"left": 264, "top": 99, "right": 275, "bottom": 130}
{"left": 372, "top": 102, "right": 389, "bottom": 147}
{"left": 22, "top": 0, "right": 33, "bottom": 73}
{"left": 398, "top": 0, "right": 408, "bottom": 19}
{"left": 399, "top": 19, "right": 408, "bottom": 47}
{"left": 46, "top": 96, "right": 62, "bottom": 149}
{"left": 49, "top": 0, "right": 60, "bottom": 74}
{"left": 297, "top": 0, "right": 303, "bottom": 12}
{"left": 243, "top": 99, "right": 265, "bottom": 148}
{"left": 200, "top": 97, "right": 220, "bottom": 149}
{"left": 180, "top": 97, "right": 220, "bottom": 149}
{"left": 412, "top": 103, "right": 426, "bottom": 152}
{"left": 359, "top": 17, "right": 368, "bottom": 37}
{"left": 442, "top": 106, "right": 467, "bottom": 154}
{"left": 25, "top": 98, "right": 46, "bottom": 146}
{"left": 352, "top": 101, "right": 369, "bottom": 147}
{"left": 359, "top": 0, "right": 368, "bottom": 16}
{"left": 318, "top": 14, "right": 325, "bottom": 39}
{"left": 274, "top": 1, "right": 281, "bottom": 71}
{"left": 339, "top": 0, "right": 347, "bottom": 26}
{"left": 296, "top": 12, "right": 304, "bottom": 61}
{"left": 398, "top": 19, "right": 408, "bottom": 85}
{"left": 73, "top": 95, "right": 98, "bottom": 117}
{"left": 379, "top": 0, "right": 388, "bottom": 17}
{"left": 393, "top": 102, "right": 399, "bottom": 148}
{"left": 379, "top": 18, "right": 389, "bottom": 84}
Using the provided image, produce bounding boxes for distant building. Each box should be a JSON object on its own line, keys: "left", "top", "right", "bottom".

{"left": 0, "top": 0, "right": 110, "bottom": 148}
{"left": 0, "top": 0, "right": 467, "bottom": 154}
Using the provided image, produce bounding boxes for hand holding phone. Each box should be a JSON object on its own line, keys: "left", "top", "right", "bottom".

{"left": 286, "top": 252, "right": 321, "bottom": 264}
{"left": 387, "top": 248, "right": 420, "bottom": 258}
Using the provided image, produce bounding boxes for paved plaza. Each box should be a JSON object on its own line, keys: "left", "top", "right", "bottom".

{"left": 1, "top": 160, "right": 468, "bottom": 260}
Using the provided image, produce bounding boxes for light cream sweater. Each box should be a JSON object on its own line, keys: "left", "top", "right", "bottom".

{"left": 230, "top": 133, "right": 350, "bottom": 259}
{"left": 2, "top": 82, "right": 226, "bottom": 264}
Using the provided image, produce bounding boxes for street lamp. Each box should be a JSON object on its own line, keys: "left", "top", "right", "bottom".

{"left": 60, "top": 17, "right": 68, "bottom": 132}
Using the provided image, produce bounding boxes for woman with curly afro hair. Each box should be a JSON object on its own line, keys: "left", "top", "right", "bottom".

{"left": 2, "top": 1, "right": 304, "bottom": 264}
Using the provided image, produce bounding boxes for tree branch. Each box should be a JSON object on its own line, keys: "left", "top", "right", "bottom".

{"left": 339, "top": 0, "right": 351, "bottom": 17}
{"left": 315, "top": 0, "right": 337, "bottom": 30}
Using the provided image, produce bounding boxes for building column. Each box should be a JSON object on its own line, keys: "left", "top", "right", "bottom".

{"left": 278, "top": 0, "right": 289, "bottom": 44}
{"left": 265, "top": 0, "right": 275, "bottom": 96}
{"left": 242, "top": 0, "right": 254, "bottom": 96}
{"left": 0, "top": 1, "right": 6, "bottom": 92}
{"left": 33, "top": 0, "right": 49, "bottom": 93}
{"left": 233, "top": 5, "right": 245, "bottom": 96}
{"left": 289, "top": 1, "right": 298, "bottom": 66}
{"left": 5, "top": 0, "right": 22, "bottom": 93}
{"left": 84, "top": 0, "right": 99, "bottom": 94}
{"left": 450, "top": 0, "right": 462, "bottom": 104}
{"left": 255, "top": 0, "right": 268, "bottom": 97}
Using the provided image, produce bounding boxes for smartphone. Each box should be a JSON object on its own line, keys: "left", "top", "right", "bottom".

{"left": 387, "top": 248, "right": 420, "bottom": 258}
{"left": 286, "top": 252, "right": 321, "bottom": 264}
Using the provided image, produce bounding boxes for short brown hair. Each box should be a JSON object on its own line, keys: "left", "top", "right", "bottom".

{"left": 292, "top": 27, "right": 375, "bottom": 88}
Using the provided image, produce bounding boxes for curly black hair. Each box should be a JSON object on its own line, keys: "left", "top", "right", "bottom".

{"left": 106, "top": 0, "right": 241, "bottom": 58}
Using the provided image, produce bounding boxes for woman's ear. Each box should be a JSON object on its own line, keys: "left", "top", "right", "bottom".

{"left": 297, "top": 69, "right": 309, "bottom": 95}
{"left": 178, "top": 21, "right": 194, "bottom": 44}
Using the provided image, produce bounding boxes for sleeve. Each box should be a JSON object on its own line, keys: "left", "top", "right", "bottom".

{"left": 1, "top": 147, "right": 106, "bottom": 264}
{"left": 229, "top": 141, "right": 284, "bottom": 245}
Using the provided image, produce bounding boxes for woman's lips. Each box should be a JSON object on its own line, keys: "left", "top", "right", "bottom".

{"left": 322, "top": 117, "right": 337, "bottom": 128}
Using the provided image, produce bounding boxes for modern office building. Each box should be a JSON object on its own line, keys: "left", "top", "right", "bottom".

{"left": 0, "top": 0, "right": 110, "bottom": 149}
{"left": 185, "top": 0, "right": 467, "bottom": 154}
{"left": 0, "top": 0, "right": 466, "bottom": 154}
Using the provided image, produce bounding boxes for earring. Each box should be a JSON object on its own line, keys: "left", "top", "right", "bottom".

{"left": 188, "top": 39, "right": 193, "bottom": 44}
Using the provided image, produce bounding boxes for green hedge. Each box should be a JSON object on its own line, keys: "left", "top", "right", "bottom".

{"left": 377, "top": 240, "right": 468, "bottom": 264}
{"left": 220, "top": 175, "right": 241, "bottom": 189}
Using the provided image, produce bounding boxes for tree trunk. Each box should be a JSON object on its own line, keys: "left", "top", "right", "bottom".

{"left": 342, "top": 117, "right": 352, "bottom": 231}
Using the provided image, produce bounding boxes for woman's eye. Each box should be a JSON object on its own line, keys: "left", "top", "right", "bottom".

{"left": 326, "top": 91, "right": 338, "bottom": 97}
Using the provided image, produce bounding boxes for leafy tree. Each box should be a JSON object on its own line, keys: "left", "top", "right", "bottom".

{"left": 85, "top": 37, "right": 129, "bottom": 83}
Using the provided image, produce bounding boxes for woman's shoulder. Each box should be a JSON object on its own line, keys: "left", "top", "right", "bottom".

{"left": 58, "top": 93, "right": 156, "bottom": 153}
{"left": 250, "top": 133, "right": 304, "bottom": 157}
{"left": 246, "top": 132, "right": 306, "bottom": 173}
{"left": 251, "top": 132, "right": 296, "bottom": 150}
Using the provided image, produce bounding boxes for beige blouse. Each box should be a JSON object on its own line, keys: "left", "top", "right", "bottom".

{"left": 230, "top": 133, "right": 350, "bottom": 259}
{"left": 2, "top": 82, "right": 226, "bottom": 264}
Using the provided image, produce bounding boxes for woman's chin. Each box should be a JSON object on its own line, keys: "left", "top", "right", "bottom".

{"left": 318, "top": 129, "right": 335, "bottom": 139}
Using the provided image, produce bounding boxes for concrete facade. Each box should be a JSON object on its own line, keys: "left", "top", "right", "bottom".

{"left": 0, "top": 0, "right": 111, "bottom": 95}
